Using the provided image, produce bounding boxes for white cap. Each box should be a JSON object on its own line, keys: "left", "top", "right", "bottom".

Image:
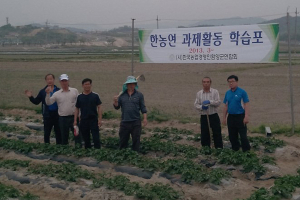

{"left": 59, "top": 74, "right": 69, "bottom": 80}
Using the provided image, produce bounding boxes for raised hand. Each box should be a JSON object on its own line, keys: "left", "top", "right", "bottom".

{"left": 24, "top": 90, "right": 33, "bottom": 97}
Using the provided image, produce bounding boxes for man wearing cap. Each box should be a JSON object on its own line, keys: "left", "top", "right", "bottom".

{"left": 113, "top": 76, "right": 147, "bottom": 152}
{"left": 25, "top": 73, "right": 61, "bottom": 144}
{"left": 222, "top": 75, "right": 250, "bottom": 152}
{"left": 45, "top": 74, "right": 81, "bottom": 146}
{"left": 74, "top": 78, "right": 102, "bottom": 149}
{"left": 194, "top": 77, "right": 223, "bottom": 149}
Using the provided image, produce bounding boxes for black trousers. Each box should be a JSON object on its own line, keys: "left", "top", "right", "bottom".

{"left": 43, "top": 111, "right": 61, "bottom": 144}
{"left": 119, "top": 120, "right": 141, "bottom": 152}
{"left": 200, "top": 113, "right": 223, "bottom": 149}
{"left": 59, "top": 115, "right": 82, "bottom": 146}
{"left": 79, "top": 118, "right": 100, "bottom": 149}
{"left": 227, "top": 114, "right": 251, "bottom": 152}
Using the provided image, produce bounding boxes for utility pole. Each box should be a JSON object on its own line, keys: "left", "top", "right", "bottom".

{"left": 287, "top": 11, "right": 295, "bottom": 134}
{"left": 156, "top": 15, "right": 159, "bottom": 29}
{"left": 45, "top": 20, "right": 49, "bottom": 44}
{"left": 6, "top": 17, "right": 9, "bottom": 25}
{"left": 131, "top": 18, "right": 135, "bottom": 76}
{"left": 295, "top": 8, "right": 299, "bottom": 53}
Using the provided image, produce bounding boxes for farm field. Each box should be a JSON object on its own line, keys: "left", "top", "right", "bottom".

{"left": 0, "top": 57, "right": 300, "bottom": 200}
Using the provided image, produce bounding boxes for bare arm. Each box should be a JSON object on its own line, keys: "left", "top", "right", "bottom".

{"left": 143, "top": 113, "right": 147, "bottom": 127}
{"left": 222, "top": 103, "right": 228, "bottom": 125}
{"left": 113, "top": 95, "right": 120, "bottom": 109}
{"left": 74, "top": 107, "right": 79, "bottom": 126}
{"left": 98, "top": 105, "right": 102, "bottom": 127}
{"left": 243, "top": 102, "right": 249, "bottom": 125}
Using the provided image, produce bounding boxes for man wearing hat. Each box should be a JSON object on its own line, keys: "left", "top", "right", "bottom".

{"left": 113, "top": 76, "right": 147, "bottom": 152}
{"left": 45, "top": 74, "right": 82, "bottom": 146}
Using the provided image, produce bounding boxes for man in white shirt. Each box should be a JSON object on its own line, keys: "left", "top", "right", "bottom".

{"left": 194, "top": 77, "right": 223, "bottom": 149}
{"left": 45, "top": 74, "right": 81, "bottom": 146}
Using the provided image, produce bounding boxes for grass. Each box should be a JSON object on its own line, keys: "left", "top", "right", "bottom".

{"left": 147, "top": 108, "right": 170, "bottom": 123}
{"left": 249, "top": 123, "right": 300, "bottom": 135}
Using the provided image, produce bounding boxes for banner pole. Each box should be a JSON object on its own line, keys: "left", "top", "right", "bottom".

{"left": 287, "top": 11, "right": 295, "bottom": 134}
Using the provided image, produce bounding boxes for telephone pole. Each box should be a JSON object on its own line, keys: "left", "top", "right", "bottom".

{"left": 295, "top": 8, "right": 299, "bottom": 53}
{"left": 287, "top": 11, "right": 295, "bottom": 134}
{"left": 131, "top": 18, "right": 135, "bottom": 75}
{"left": 156, "top": 15, "right": 159, "bottom": 29}
{"left": 45, "top": 20, "right": 49, "bottom": 44}
{"left": 6, "top": 17, "right": 9, "bottom": 25}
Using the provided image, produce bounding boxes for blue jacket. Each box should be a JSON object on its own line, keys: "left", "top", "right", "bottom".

{"left": 29, "top": 85, "right": 60, "bottom": 118}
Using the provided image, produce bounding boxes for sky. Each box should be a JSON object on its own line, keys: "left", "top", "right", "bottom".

{"left": 1, "top": 0, "right": 299, "bottom": 30}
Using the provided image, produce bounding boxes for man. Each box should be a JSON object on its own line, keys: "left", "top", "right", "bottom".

{"left": 222, "top": 75, "right": 250, "bottom": 152}
{"left": 194, "top": 77, "right": 223, "bottom": 149}
{"left": 113, "top": 76, "right": 147, "bottom": 152}
{"left": 74, "top": 78, "right": 102, "bottom": 149}
{"left": 45, "top": 74, "right": 81, "bottom": 146}
{"left": 25, "top": 74, "right": 61, "bottom": 144}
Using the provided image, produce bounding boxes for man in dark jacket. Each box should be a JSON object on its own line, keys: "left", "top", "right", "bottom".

{"left": 113, "top": 76, "right": 147, "bottom": 152}
{"left": 25, "top": 73, "right": 61, "bottom": 144}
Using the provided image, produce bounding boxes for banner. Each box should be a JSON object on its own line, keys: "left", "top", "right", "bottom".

{"left": 139, "top": 24, "right": 279, "bottom": 63}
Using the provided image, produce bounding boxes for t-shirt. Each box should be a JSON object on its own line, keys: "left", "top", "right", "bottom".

{"left": 223, "top": 87, "right": 249, "bottom": 114}
{"left": 76, "top": 92, "right": 102, "bottom": 120}
{"left": 46, "top": 87, "right": 79, "bottom": 116}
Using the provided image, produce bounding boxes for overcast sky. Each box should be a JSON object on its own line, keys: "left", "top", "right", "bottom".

{"left": 1, "top": 0, "right": 299, "bottom": 30}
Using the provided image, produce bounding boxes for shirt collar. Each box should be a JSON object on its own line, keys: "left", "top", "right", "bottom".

{"left": 202, "top": 88, "right": 212, "bottom": 93}
{"left": 61, "top": 87, "right": 70, "bottom": 92}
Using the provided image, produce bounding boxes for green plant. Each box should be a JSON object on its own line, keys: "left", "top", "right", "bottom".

{"left": 14, "top": 116, "right": 22, "bottom": 121}
{"left": 102, "top": 111, "right": 120, "bottom": 119}
{"left": 147, "top": 108, "right": 170, "bottom": 122}
{"left": 0, "top": 182, "right": 39, "bottom": 200}
{"left": 0, "top": 159, "right": 31, "bottom": 171}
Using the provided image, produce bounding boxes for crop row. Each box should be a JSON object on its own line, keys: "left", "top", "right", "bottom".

{"left": 0, "top": 159, "right": 180, "bottom": 200}
{"left": 238, "top": 168, "right": 300, "bottom": 200}
{"left": 0, "top": 138, "right": 230, "bottom": 184}
{"left": 0, "top": 181, "right": 39, "bottom": 200}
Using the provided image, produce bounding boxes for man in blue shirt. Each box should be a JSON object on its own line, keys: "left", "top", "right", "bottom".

{"left": 222, "top": 75, "right": 250, "bottom": 152}
{"left": 25, "top": 74, "right": 61, "bottom": 144}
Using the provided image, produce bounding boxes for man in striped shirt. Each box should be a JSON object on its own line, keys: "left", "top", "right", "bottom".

{"left": 194, "top": 77, "right": 223, "bottom": 149}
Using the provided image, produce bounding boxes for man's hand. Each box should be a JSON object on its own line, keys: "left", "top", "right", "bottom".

{"left": 73, "top": 121, "right": 77, "bottom": 126}
{"left": 25, "top": 90, "right": 32, "bottom": 97}
{"left": 202, "top": 100, "right": 210, "bottom": 105}
{"left": 143, "top": 119, "right": 148, "bottom": 127}
{"left": 202, "top": 105, "right": 208, "bottom": 110}
{"left": 243, "top": 115, "right": 249, "bottom": 125}
{"left": 113, "top": 95, "right": 118, "bottom": 103}
{"left": 98, "top": 120, "right": 102, "bottom": 127}
{"left": 222, "top": 118, "right": 227, "bottom": 126}
{"left": 45, "top": 86, "right": 51, "bottom": 94}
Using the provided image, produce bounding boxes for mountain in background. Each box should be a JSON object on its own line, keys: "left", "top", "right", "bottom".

{"left": 189, "top": 17, "right": 266, "bottom": 27}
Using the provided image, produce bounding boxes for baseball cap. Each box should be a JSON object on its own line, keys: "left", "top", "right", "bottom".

{"left": 59, "top": 74, "right": 69, "bottom": 81}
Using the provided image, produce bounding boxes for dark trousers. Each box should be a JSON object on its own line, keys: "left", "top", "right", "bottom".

{"left": 227, "top": 114, "right": 251, "bottom": 152}
{"left": 59, "top": 115, "right": 81, "bottom": 146}
{"left": 119, "top": 120, "right": 141, "bottom": 152}
{"left": 43, "top": 111, "right": 61, "bottom": 144}
{"left": 200, "top": 113, "right": 223, "bottom": 149}
{"left": 79, "top": 118, "right": 100, "bottom": 149}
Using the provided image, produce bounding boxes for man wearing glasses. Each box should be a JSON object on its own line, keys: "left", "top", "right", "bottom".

{"left": 222, "top": 75, "right": 250, "bottom": 152}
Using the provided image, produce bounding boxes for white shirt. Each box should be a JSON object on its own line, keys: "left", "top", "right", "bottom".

{"left": 45, "top": 87, "right": 79, "bottom": 116}
{"left": 194, "top": 87, "right": 221, "bottom": 115}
